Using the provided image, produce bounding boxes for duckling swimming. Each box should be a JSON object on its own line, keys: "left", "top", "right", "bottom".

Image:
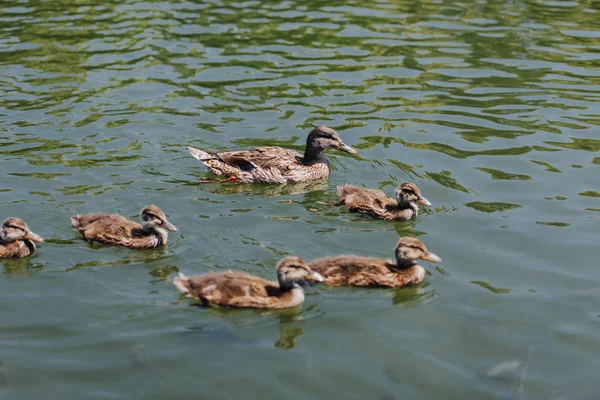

{"left": 174, "top": 256, "right": 324, "bottom": 309}
{"left": 71, "top": 205, "right": 177, "bottom": 249}
{"left": 0, "top": 218, "right": 43, "bottom": 258}
{"left": 335, "top": 182, "right": 431, "bottom": 220}
{"left": 309, "top": 237, "right": 441, "bottom": 288}
{"left": 188, "top": 125, "right": 357, "bottom": 184}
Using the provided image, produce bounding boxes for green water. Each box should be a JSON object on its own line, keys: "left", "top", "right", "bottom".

{"left": 1, "top": 0, "right": 599, "bottom": 398}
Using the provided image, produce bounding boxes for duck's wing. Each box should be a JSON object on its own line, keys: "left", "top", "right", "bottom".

{"left": 178, "top": 272, "right": 276, "bottom": 307}
{"left": 0, "top": 242, "right": 20, "bottom": 258}
{"left": 78, "top": 215, "right": 144, "bottom": 245}
{"left": 337, "top": 186, "right": 392, "bottom": 204}
{"left": 309, "top": 256, "right": 389, "bottom": 282}
{"left": 71, "top": 213, "right": 113, "bottom": 229}
{"left": 217, "top": 147, "right": 302, "bottom": 171}
{"left": 310, "top": 257, "right": 410, "bottom": 287}
{"left": 337, "top": 186, "right": 396, "bottom": 217}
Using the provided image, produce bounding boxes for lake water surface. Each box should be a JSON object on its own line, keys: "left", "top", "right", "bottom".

{"left": 1, "top": 0, "right": 599, "bottom": 398}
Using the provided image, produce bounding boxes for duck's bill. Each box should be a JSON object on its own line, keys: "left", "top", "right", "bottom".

{"left": 422, "top": 252, "right": 442, "bottom": 263}
{"left": 25, "top": 231, "right": 44, "bottom": 242}
{"left": 305, "top": 271, "right": 325, "bottom": 282}
{"left": 338, "top": 142, "right": 358, "bottom": 155}
{"left": 161, "top": 219, "right": 178, "bottom": 232}
{"left": 416, "top": 196, "right": 432, "bottom": 207}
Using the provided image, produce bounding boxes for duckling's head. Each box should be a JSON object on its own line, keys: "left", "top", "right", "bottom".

{"left": 1, "top": 218, "right": 43, "bottom": 243}
{"left": 276, "top": 256, "right": 324, "bottom": 289}
{"left": 305, "top": 125, "right": 357, "bottom": 158}
{"left": 395, "top": 182, "right": 431, "bottom": 209}
{"left": 141, "top": 205, "right": 178, "bottom": 232}
{"left": 394, "top": 237, "right": 442, "bottom": 269}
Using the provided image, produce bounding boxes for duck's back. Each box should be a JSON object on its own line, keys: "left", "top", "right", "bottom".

{"left": 309, "top": 255, "right": 421, "bottom": 287}
{"left": 174, "top": 271, "right": 298, "bottom": 308}
{"left": 337, "top": 186, "right": 410, "bottom": 220}
{"left": 71, "top": 213, "right": 146, "bottom": 245}
{"left": 218, "top": 147, "right": 302, "bottom": 170}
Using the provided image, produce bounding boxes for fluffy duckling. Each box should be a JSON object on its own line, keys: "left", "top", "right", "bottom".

{"left": 188, "top": 125, "right": 357, "bottom": 184}
{"left": 71, "top": 205, "right": 177, "bottom": 249}
{"left": 309, "top": 237, "right": 441, "bottom": 288}
{"left": 0, "top": 218, "right": 44, "bottom": 258}
{"left": 335, "top": 182, "right": 431, "bottom": 220}
{"left": 174, "top": 256, "right": 324, "bottom": 309}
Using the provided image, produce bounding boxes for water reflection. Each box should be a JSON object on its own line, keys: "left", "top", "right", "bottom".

{"left": 1, "top": 257, "right": 44, "bottom": 276}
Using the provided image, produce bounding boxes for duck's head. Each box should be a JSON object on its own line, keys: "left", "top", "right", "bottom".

{"left": 394, "top": 237, "right": 442, "bottom": 269}
{"left": 395, "top": 182, "right": 431, "bottom": 208}
{"left": 1, "top": 218, "right": 43, "bottom": 243}
{"left": 276, "top": 256, "right": 324, "bottom": 289}
{"left": 141, "top": 205, "right": 178, "bottom": 232}
{"left": 305, "top": 125, "right": 357, "bottom": 158}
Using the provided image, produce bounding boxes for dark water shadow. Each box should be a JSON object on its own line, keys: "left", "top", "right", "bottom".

{"left": 1, "top": 257, "right": 44, "bottom": 276}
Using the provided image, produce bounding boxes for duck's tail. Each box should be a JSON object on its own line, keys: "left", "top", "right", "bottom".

{"left": 188, "top": 147, "right": 240, "bottom": 178}
{"left": 173, "top": 272, "right": 191, "bottom": 295}
{"left": 70, "top": 215, "right": 83, "bottom": 228}
{"left": 336, "top": 184, "right": 358, "bottom": 201}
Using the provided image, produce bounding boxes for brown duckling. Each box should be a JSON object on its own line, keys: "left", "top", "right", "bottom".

{"left": 309, "top": 237, "right": 441, "bottom": 288}
{"left": 188, "top": 125, "right": 357, "bottom": 184}
{"left": 335, "top": 182, "right": 431, "bottom": 220}
{"left": 174, "top": 256, "right": 324, "bottom": 309}
{"left": 71, "top": 205, "right": 177, "bottom": 249}
{"left": 0, "top": 218, "right": 44, "bottom": 258}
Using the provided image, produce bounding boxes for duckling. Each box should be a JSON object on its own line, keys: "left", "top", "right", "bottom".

{"left": 174, "top": 256, "right": 324, "bottom": 309}
{"left": 71, "top": 205, "right": 177, "bottom": 249}
{"left": 309, "top": 237, "right": 441, "bottom": 288}
{"left": 188, "top": 125, "right": 357, "bottom": 184}
{"left": 0, "top": 218, "right": 43, "bottom": 258}
{"left": 335, "top": 182, "right": 431, "bottom": 220}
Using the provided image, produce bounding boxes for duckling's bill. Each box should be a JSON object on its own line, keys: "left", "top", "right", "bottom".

{"left": 161, "top": 219, "right": 178, "bottom": 232}
{"left": 422, "top": 252, "right": 442, "bottom": 263}
{"left": 25, "top": 231, "right": 44, "bottom": 242}
{"left": 416, "top": 196, "right": 432, "bottom": 207}
{"left": 338, "top": 142, "right": 357, "bottom": 155}
{"left": 305, "top": 271, "right": 325, "bottom": 282}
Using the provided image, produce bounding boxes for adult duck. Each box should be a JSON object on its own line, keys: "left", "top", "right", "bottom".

{"left": 309, "top": 237, "right": 441, "bottom": 288}
{"left": 71, "top": 205, "right": 177, "bottom": 249}
{"left": 174, "top": 256, "right": 324, "bottom": 309}
{"left": 188, "top": 125, "right": 357, "bottom": 184}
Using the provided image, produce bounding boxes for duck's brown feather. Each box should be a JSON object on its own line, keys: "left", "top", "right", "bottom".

{"left": 337, "top": 185, "right": 414, "bottom": 220}
{"left": 174, "top": 271, "right": 303, "bottom": 309}
{"left": 0, "top": 240, "right": 36, "bottom": 258}
{"left": 190, "top": 146, "right": 330, "bottom": 184}
{"left": 217, "top": 147, "right": 302, "bottom": 170}
{"left": 71, "top": 213, "right": 162, "bottom": 248}
{"left": 309, "top": 255, "right": 424, "bottom": 287}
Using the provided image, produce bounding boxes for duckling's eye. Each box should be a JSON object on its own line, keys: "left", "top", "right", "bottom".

{"left": 144, "top": 213, "right": 158, "bottom": 221}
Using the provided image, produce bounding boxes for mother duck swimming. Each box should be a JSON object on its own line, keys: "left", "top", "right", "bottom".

{"left": 188, "top": 125, "right": 357, "bottom": 184}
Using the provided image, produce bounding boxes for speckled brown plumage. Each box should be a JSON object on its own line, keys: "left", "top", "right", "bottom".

{"left": 0, "top": 218, "right": 43, "bottom": 258}
{"left": 335, "top": 182, "right": 431, "bottom": 220}
{"left": 71, "top": 205, "right": 177, "bottom": 249}
{"left": 308, "top": 237, "right": 442, "bottom": 288}
{"left": 173, "top": 256, "right": 324, "bottom": 309}
{"left": 188, "top": 125, "right": 357, "bottom": 184}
